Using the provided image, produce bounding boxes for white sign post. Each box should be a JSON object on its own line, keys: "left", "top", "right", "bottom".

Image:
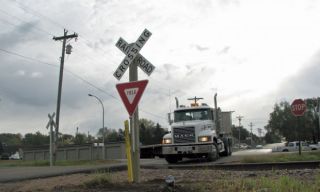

{"left": 46, "top": 113, "right": 56, "bottom": 167}
{"left": 114, "top": 29, "right": 154, "bottom": 183}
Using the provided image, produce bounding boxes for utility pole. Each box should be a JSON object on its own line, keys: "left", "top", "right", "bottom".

{"left": 53, "top": 29, "right": 78, "bottom": 165}
{"left": 249, "top": 122, "right": 254, "bottom": 147}
{"left": 257, "top": 128, "right": 262, "bottom": 138}
{"left": 318, "top": 97, "right": 320, "bottom": 142}
{"left": 236, "top": 115, "right": 244, "bottom": 149}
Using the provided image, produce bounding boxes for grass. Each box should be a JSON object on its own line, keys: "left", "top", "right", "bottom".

{"left": 189, "top": 175, "right": 320, "bottom": 192}
{"left": 0, "top": 159, "right": 119, "bottom": 167}
{"left": 83, "top": 170, "right": 114, "bottom": 188}
{"left": 240, "top": 151, "right": 320, "bottom": 163}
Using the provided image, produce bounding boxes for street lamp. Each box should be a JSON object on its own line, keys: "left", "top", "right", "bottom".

{"left": 88, "top": 94, "right": 105, "bottom": 160}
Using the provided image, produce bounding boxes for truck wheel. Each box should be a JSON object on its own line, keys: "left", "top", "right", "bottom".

{"left": 228, "top": 144, "right": 232, "bottom": 156}
{"left": 228, "top": 138, "right": 232, "bottom": 156}
{"left": 220, "top": 138, "right": 229, "bottom": 157}
{"left": 165, "top": 156, "right": 179, "bottom": 164}
{"left": 282, "top": 149, "right": 289, "bottom": 152}
{"left": 207, "top": 143, "right": 219, "bottom": 161}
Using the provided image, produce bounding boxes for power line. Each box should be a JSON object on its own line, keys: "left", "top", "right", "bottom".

{"left": 5, "top": 1, "right": 183, "bottom": 122}
{"left": 6, "top": 0, "right": 184, "bottom": 105}
{"left": 0, "top": 47, "right": 167, "bottom": 121}
{"left": 0, "top": 8, "right": 54, "bottom": 36}
{"left": 12, "top": 0, "right": 66, "bottom": 30}
{"left": 8, "top": 0, "right": 181, "bottom": 94}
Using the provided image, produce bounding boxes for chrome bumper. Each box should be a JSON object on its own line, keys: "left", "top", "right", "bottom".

{"left": 162, "top": 143, "right": 213, "bottom": 155}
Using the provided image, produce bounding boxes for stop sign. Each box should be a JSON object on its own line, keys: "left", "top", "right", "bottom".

{"left": 291, "top": 99, "right": 306, "bottom": 116}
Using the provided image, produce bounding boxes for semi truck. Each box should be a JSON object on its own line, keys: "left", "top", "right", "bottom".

{"left": 140, "top": 94, "right": 233, "bottom": 163}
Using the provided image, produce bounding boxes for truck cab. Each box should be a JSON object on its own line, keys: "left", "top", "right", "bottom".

{"left": 162, "top": 101, "right": 232, "bottom": 163}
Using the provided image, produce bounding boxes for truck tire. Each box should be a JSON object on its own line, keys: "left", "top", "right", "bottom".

{"left": 165, "top": 155, "right": 179, "bottom": 164}
{"left": 220, "top": 138, "right": 229, "bottom": 157}
{"left": 228, "top": 138, "right": 232, "bottom": 156}
{"left": 207, "top": 143, "right": 219, "bottom": 161}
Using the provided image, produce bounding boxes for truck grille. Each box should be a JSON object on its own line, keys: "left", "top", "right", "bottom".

{"left": 173, "top": 127, "right": 195, "bottom": 143}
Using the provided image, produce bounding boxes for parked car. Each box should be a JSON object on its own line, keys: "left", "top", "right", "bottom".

{"left": 9, "top": 152, "right": 21, "bottom": 160}
{"left": 272, "top": 141, "right": 311, "bottom": 152}
{"left": 309, "top": 142, "right": 320, "bottom": 150}
{"left": 1, "top": 153, "right": 9, "bottom": 160}
{"left": 255, "top": 145, "right": 263, "bottom": 149}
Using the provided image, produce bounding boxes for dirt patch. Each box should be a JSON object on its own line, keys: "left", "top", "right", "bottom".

{"left": 0, "top": 168, "right": 319, "bottom": 192}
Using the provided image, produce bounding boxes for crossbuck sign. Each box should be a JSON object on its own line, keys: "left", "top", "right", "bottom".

{"left": 113, "top": 29, "right": 155, "bottom": 80}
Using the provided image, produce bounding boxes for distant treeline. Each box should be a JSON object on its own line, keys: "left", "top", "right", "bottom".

{"left": 0, "top": 118, "right": 167, "bottom": 149}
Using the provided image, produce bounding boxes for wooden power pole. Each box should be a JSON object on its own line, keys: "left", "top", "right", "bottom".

{"left": 52, "top": 29, "right": 78, "bottom": 165}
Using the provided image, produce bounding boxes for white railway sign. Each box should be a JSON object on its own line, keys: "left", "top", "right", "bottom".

{"left": 113, "top": 29, "right": 153, "bottom": 80}
{"left": 116, "top": 37, "right": 155, "bottom": 76}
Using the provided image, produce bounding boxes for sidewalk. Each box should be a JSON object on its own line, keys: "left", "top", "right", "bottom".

{"left": 0, "top": 159, "right": 167, "bottom": 183}
{"left": 0, "top": 162, "right": 127, "bottom": 183}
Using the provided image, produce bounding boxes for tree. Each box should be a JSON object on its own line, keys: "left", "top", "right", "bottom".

{"left": 231, "top": 125, "right": 261, "bottom": 145}
{"left": 74, "top": 133, "right": 87, "bottom": 145}
{"left": 264, "top": 127, "right": 281, "bottom": 144}
{"left": 106, "top": 129, "right": 120, "bottom": 142}
{"left": 0, "top": 133, "right": 22, "bottom": 146}
{"left": 266, "top": 100, "right": 318, "bottom": 142}
{"left": 139, "top": 119, "right": 166, "bottom": 145}
{"left": 97, "top": 127, "right": 109, "bottom": 142}
{"left": 0, "top": 142, "right": 3, "bottom": 155}
{"left": 153, "top": 123, "right": 166, "bottom": 144}
{"left": 231, "top": 125, "right": 249, "bottom": 142}
{"left": 60, "top": 134, "right": 74, "bottom": 145}
{"left": 22, "top": 132, "right": 49, "bottom": 146}
{"left": 118, "top": 129, "right": 125, "bottom": 141}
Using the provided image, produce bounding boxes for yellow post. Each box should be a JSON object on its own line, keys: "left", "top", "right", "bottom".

{"left": 124, "top": 120, "right": 133, "bottom": 182}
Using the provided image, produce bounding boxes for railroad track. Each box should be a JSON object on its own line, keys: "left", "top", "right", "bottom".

{"left": 141, "top": 161, "right": 320, "bottom": 171}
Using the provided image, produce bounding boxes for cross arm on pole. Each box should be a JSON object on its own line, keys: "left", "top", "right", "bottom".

{"left": 53, "top": 33, "right": 78, "bottom": 41}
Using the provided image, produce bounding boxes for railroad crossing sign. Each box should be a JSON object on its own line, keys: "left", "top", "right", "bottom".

{"left": 46, "top": 113, "right": 56, "bottom": 129}
{"left": 113, "top": 29, "right": 153, "bottom": 80}
{"left": 46, "top": 112, "right": 56, "bottom": 167}
{"left": 116, "top": 80, "right": 148, "bottom": 117}
{"left": 115, "top": 37, "right": 155, "bottom": 77}
{"left": 291, "top": 99, "right": 307, "bottom": 116}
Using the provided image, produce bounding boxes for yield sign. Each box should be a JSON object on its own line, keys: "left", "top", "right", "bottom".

{"left": 116, "top": 80, "right": 148, "bottom": 117}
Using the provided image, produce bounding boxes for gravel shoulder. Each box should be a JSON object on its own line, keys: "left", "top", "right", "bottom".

{"left": 1, "top": 168, "right": 319, "bottom": 192}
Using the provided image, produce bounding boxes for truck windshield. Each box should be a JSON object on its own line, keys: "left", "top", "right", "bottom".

{"left": 174, "top": 109, "right": 212, "bottom": 122}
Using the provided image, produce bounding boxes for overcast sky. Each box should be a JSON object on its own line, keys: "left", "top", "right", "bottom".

{"left": 1, "top": 0, "right": 320, "bottom": 137}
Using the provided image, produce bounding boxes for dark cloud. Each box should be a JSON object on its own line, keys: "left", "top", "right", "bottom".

{"left": 0, "top": 21, "right": 39, "bottom": 49}
{"left": 195, "top": 45, "right": 209, "bottom": 51}
{"left": 218, "top": 46, "right": 230, "bottom": 55}
{"left": 275, "top": 51, "right": 320, "bottom": 99}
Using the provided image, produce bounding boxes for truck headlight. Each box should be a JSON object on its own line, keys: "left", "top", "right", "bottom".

{"left": 162, "top": 138, "right": 172, "bottom": 144}
{"left": 198, "top": 136, "right": 212, "bottom": 142}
